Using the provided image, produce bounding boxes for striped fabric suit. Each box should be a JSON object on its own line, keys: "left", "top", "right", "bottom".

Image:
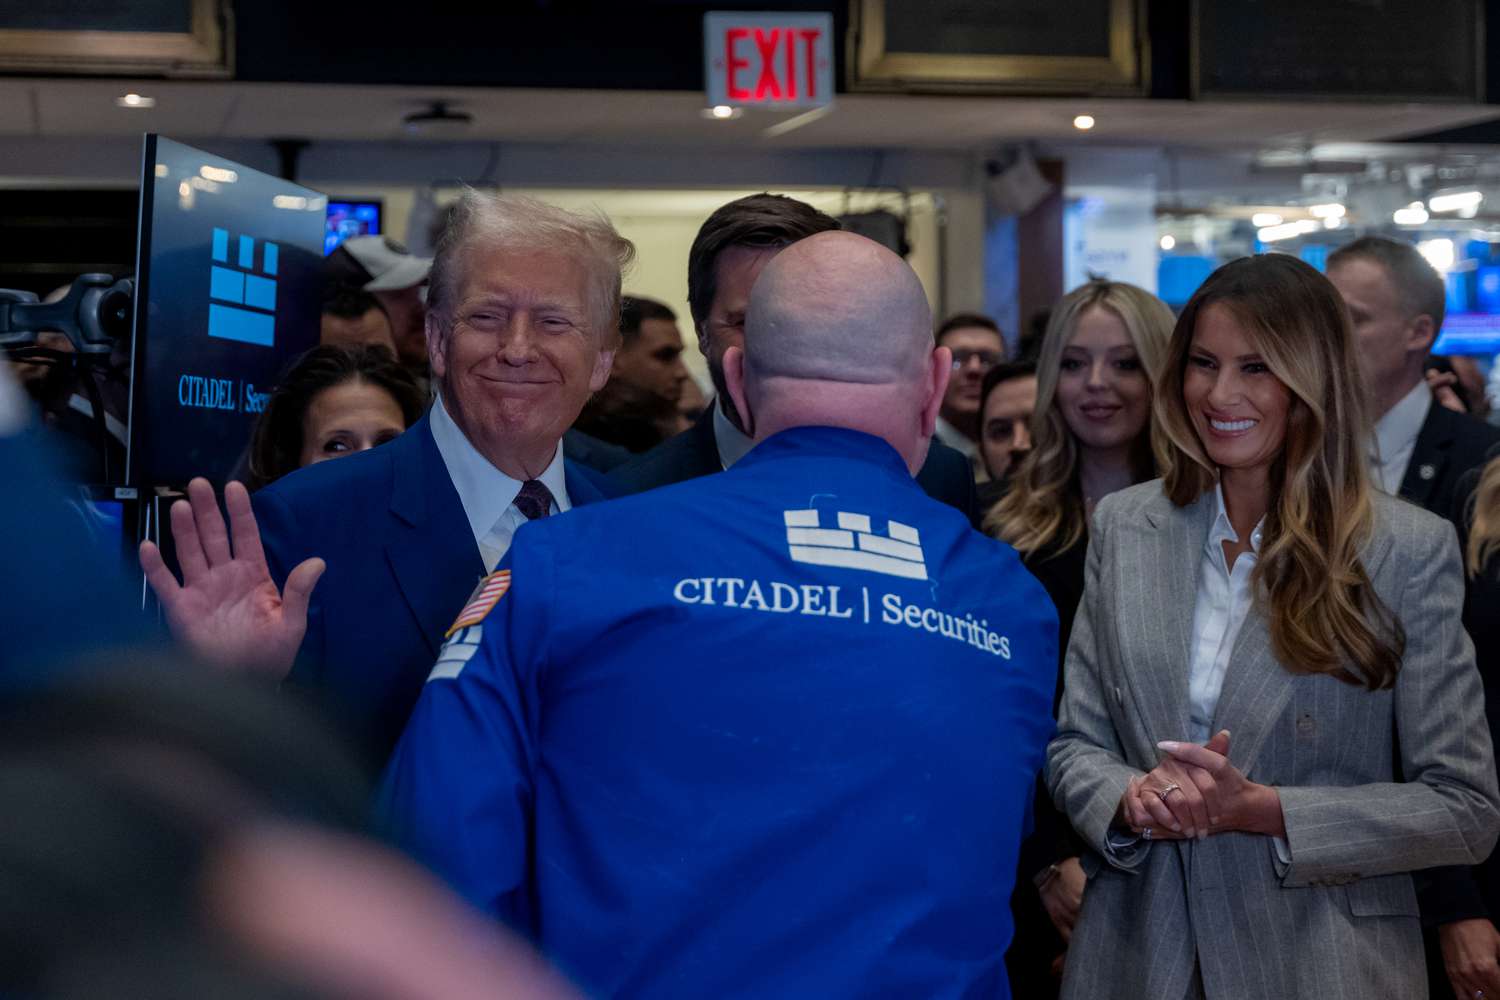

{"left": 1047, "top": 481, "right": 1500, "bottom": 1000}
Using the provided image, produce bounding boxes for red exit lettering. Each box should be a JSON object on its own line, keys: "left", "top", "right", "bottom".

{"left": 722, "top": 24, "right": 823, "bottom": 104}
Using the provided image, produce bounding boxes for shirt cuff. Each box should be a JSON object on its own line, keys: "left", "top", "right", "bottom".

{"left": 1271, "top": 835, "right": 1291, "bottom": 875}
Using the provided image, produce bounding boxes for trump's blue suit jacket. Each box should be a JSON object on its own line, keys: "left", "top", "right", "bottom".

{"left": 252, "top": 412, "right": 615, "bottom": 761}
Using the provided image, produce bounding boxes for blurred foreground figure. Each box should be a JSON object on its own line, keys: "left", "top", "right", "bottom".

{"left": 0, "top": 665, "right": 579, "bottom": 1000}
{"left": 383, "top": 232, "right": 1058, "bottom": 998}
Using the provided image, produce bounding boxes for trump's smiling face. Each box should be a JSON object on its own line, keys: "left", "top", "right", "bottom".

{"left": 429, "top": 245, "right": 613, "bottom": 477}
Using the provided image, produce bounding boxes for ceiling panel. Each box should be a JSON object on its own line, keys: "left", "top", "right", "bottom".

{"left": 1, "top": 79, "right": 1497, "bottom": 153}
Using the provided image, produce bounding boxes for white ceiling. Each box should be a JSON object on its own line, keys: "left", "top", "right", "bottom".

{"left": 2, "top": 78, "right": 1498, "bottom": 152}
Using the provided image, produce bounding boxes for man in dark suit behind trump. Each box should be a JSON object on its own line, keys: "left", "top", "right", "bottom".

{"left": 141, "top": 192, "right": 628, "bottom": 760}
{"left": 612, "top": 193, "right": 978, "bottom": 523}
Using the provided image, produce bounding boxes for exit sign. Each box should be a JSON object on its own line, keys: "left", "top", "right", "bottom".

{"left": 704, "top": 11, "right": 834, "bottom": 109}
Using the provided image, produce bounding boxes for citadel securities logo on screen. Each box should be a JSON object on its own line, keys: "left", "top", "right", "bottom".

{"left": 670, "top": 507, "right": 1014, "bottom": 660}
{"left": 176, "top": 227, "right": 280, "bottom": 415}
{"left": 208, "top": 227, "right": 278, "bottom": 347}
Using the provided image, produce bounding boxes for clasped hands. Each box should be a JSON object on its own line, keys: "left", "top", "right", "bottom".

{"left": 1117, "top": 729, "right": 1286, "bottom": 841}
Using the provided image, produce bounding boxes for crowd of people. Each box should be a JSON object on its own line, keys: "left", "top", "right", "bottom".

{"left": 9, "top": 187, "right": 1500, "bottom": 1000}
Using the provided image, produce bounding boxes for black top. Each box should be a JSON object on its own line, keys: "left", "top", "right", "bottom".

{"left": 612, "top": 406, "right": 981, "bottom": 526}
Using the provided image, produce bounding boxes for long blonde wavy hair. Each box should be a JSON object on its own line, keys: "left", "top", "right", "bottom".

{"left": 1157, "top": 254, "right": 1404, "bottom": 690}
{"left": 1468, "top": 457, "right": 1500, "bottom": 576}
{"left": 985, "top": 280, "right": 1174, "bottom": 556}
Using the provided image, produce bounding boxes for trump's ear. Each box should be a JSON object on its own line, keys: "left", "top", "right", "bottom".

{"left": 723, "top": 345, "right": 754, "bottom": 437}
{"left": 425, "top": 312, "right": 449, "bottom": 380}
{"left": 920, "top": 346, "right": 952, "bottom": 439}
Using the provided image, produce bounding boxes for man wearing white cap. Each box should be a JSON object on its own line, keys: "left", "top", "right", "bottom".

{"left": 333, "top": 236, "right": 432, "bottom": 372}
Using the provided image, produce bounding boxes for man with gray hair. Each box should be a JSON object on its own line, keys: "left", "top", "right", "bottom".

{"left": 381, "top": 231, "right": 1059, "bottom": 997}
{"left": 140, "top": 192, "right": 628, "bottom": 760}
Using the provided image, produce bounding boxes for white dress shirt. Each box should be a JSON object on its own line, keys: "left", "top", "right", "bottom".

{"left": 712, "top": 397, "right": 757, "bottom": 471}
{"left": 428, "top": 394, "right": 571, "bottom": 572}
{"left": 1370, "top": 379, "right": 1431, "bottom": 494}
{"left": 1187, "top": 484, "right": 1264, "bottom": 744}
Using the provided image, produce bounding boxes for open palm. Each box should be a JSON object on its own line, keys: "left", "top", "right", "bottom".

{"left": 140, "top": 478, "right": 324, "bottom": 680}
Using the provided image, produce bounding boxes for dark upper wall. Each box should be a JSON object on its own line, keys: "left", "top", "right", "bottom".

{"left": 233, "top": 1, "right": 847, "bottom": 90}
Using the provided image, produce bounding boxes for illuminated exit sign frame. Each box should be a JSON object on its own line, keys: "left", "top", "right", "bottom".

{"left": 704, "top": 11, "right": 834, "bottom": 110}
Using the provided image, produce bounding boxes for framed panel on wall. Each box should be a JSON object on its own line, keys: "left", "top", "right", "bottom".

{"left": 0, "top": 0, "right": 231, "bottom": 77}
{"left": 1193, "top": 0, "right": 1482, "bottom": 102}
{"left": 849, "top": 0, "right": 1145, "bottom": 95}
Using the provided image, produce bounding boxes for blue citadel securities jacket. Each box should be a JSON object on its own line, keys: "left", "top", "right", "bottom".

{"left": 381, "top": 425, "right": 1058, "bottom": 999}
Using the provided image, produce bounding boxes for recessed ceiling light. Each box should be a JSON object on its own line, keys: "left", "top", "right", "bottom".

{"left": 116, "top": 93, "right": 155, "bottom": 109}
{"left": 1072, "top": 114, "right": 1095, "bottom": 130}
{"left": 701, "top": 105, "right": 743, "bottom": 121}
{"left": 1159, "top": 234, "right": 1176, "bottom": 251}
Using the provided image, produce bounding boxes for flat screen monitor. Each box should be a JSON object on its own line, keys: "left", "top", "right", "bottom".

{"left": 126, "top": 135, "right": 325, "bottom": 487}
{"left": 1432, "top": 260, "right": 1500, "bottom": 356}
{"left": 325, "top": 199, "right": 382, "bottom": 254}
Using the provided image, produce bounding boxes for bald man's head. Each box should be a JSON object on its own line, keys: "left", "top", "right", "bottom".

{"left": 722, "top": 231, "right": 950, "bottom": 475}
{"left": 743, "top": 231, "right": 932, "bottom": 387}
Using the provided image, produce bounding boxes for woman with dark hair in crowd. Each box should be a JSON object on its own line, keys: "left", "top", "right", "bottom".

{"left": 983, "top": 280, "right": 1173, "bottom": 998}
{"left": 247, "top": 344, "right": 426, "bottom": 491}
{"left": 1048, "top": 253, "right": 1500, "bottom": 1000}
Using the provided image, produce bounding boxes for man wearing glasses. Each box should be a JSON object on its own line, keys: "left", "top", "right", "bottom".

{"left": 933, "top": 313, "right": 1006, "bottom": 480}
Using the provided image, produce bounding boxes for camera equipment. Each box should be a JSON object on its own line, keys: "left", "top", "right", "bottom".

{"left": 0, "top": 273, "right": 134, "bottom": 359}
{"left": 2, "top": 274, "right": 135, "bottom": 483}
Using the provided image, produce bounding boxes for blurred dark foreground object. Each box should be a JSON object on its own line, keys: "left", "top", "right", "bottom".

{"left": 0, "top": 664, "right": 579, "bottom": 1000}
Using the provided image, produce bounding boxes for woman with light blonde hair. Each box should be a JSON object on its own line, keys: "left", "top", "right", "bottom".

{"left": 1047, "top": 253, "right": 1500, "bottom": 1000}
{"left": 987, "top": 279, "right": 1174, "bottom": 998}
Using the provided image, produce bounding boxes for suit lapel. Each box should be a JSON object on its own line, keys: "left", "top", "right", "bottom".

{"left": 384, "top": 416, "right": 486, "bottom": 660}
{"left": 1206, "top": 607, "right": 1289, "bottom": 779}
{"left": 1398, "top": 403, "right": 1449, "bottom": 508}
{"left": 563, "top": 459, "right": 608, "bottom": 506}
{"left": 1130, "top": 490, "right": 1210, "bottom": 746}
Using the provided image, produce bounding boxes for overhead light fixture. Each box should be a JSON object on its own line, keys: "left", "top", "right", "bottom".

{"left": 1323, "top": 217, "right": 1342, "bottom": 229}
{"left": 1309, "top": 202, "right": 1346, "bottom": 219}
{"left": 1258, "top": 221, "right": 1307, "bottom": 242}
{"left": 1428, "top": 190, "right": 1484, "bottom": 213}
{"left": 402, "top": 101, "right": 473, "bottom": 136}
{"left": 1393, "top": 202, "right": 1430, "bottom": 225}
{"left": 1251, "top": 212, "right": 1284, "bottom": 228}
{"left": 1072, "top": 114, "right": 1095, "bottom": 131}
{"left": 116, "top": 93, "right": 155, "bottom": 109}
{"left": 1159, "top": 234, "right": 1176, "bottom": 251}
{"left": 1418, "top": 237, "right": 1456, "bottom": 272}
{"left": 199, "top": 165, "right": 238, "bottom": 184}
{"left": 700, "top": 105, "right": 743, "bottom": 120}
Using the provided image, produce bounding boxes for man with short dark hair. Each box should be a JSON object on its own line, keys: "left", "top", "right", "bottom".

{"left": 1328, "top": 235, "right": 1500, "bottom": 1000}
{"left": 979, "top": 361, "right": 1037, "bottom": 483}
{"left": 612, "top": 193, "right": 979, "bottom": 522}
{"left": 573, "top": 295, "right": 690, "bottom": 452}
{"left": 934, "top": 312, "right": 1006, "bottom": 478}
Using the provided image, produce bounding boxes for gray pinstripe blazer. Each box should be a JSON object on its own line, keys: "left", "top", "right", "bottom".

{"left": 1046, "top": 482, "right": 1500, "bottom": 1000}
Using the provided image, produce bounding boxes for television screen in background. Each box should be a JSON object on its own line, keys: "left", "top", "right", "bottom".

{"left": 126, "top": 135, "right": 326, "bottom": 488}
{"left": 324, "top": 200, "right": 383, "bottom": 255}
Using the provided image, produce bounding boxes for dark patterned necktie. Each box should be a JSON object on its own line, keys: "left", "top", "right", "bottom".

{"left": 513, "top": 479, "right": 554, "bottom": 521}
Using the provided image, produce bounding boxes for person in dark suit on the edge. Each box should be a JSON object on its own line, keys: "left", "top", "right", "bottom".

{"left": 611, "top": 194, "right": 978, "bottom": 523}
{"left": 140, "top": 193, "right": 628, "bottom": 761}
{"left": 1327, "top": 235, "right": 1500, "bottom": 1000}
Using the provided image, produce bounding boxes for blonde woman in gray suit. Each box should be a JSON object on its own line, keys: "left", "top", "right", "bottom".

{"left": 1048, "top": 253, "right": 1500, "bottom": 1000}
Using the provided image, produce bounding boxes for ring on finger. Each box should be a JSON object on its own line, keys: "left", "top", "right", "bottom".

{"left": 1155, "top": 782, "right": 1182, "bottom": 802}
{"left": 1142, "top": 826, "right": 1153, "bottom": 841}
